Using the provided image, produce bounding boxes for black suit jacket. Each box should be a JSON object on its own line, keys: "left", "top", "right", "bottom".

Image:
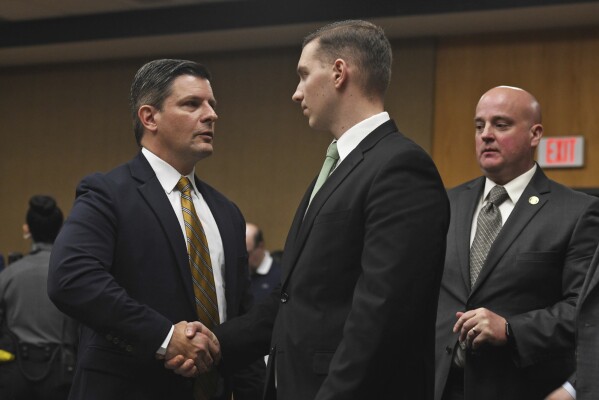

{"left": 574, "top": 243, "right": 599, "bottom": 400}
{"left": 215, "top": 120, "right": 450, "bottom": 400}
{"left": 434, "top": 167, "right": 599, "bottom": 400}
{"left": 48, "top": 152, "right": 262, "bottom": 400}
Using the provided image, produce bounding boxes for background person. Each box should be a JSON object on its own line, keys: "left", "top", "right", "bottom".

{"left": 0, "top": 195, "right": 77, "bottom": 400}
{"left": 245, "top": 223, "right": 281, "bottom": 303}
{"left": 434, "top": 86, "right": 599, "bottom": 400}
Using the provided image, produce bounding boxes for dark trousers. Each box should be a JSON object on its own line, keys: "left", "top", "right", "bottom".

{"left": 442, "top": 367, "right": 464, "bottom": 400}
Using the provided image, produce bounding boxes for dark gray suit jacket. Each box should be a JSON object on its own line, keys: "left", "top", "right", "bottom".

{"left": 216, "top": 120, "right": 450, "bottom": 400}
{"left": 435, "top": 167, "right": 599, "bottom": 400}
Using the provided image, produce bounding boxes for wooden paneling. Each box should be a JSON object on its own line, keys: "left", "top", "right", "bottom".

{"left": 433, "top": 28, "right": 599, "bottom": 189}
{"left": 0, "top": 39, "right": 436, "bottom": 257}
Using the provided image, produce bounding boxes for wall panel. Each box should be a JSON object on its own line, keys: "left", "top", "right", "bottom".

{"left": 0, "top": 38, "right": 436, "bottom": 257}
{"left": 433, "top": 28, "right": 599, "bottom": 189}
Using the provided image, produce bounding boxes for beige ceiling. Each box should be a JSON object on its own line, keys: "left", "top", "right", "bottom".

{"left": 1, "top": 2, "right": 599, "bottom": 67}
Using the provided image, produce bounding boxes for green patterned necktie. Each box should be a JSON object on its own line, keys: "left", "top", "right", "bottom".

{"left": 309, "top": 141, "right": 339, "bottom": 204}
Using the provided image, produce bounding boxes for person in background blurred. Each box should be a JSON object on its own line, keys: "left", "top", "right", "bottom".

{"left": 0, "top": 195, "right": 77, "bottom": 400}
{"left": 246, "top": 223, "right": 281, "bottom": 303}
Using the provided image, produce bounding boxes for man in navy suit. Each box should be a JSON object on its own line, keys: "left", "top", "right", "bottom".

{"left": 48, "top": 59, "right": 262, "bottom": 400}
{"left": 434, "top": 86, "right": 599, "bottom": 400}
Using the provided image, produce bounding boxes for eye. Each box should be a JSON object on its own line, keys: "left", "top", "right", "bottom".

{"left": 475, "top": 123, "right": 484, "bottom": 132}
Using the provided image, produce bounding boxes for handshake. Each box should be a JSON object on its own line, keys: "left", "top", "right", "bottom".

{"left": 159, "top": 321, "right": 220, "bottom": 377}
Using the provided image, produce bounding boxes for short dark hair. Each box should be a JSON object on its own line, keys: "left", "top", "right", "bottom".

{"left": 130, "top": 59, "right": 211, "bottom": 146}
{"left": 252, "top": 228, "right": 264, "bottom": 249}
{"left": 26, "top": 195, "right": 63, "bottom": 244}
{"left": 303, "top": 20, "right": 392, "bottom": 98}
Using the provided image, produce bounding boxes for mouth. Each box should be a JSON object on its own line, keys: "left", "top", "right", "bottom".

{"left": 480, "top": 148, "right": 499, "bottom": 159}
{"left": 194, "top": 131, "right": 214, "bottom": 141}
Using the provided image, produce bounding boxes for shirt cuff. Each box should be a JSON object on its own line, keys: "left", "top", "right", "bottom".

{"left": 562, "top": 381, "right": 576, "bottom": 399}
{"left": 156, "top": 325, "right": 174, "bottom": 357}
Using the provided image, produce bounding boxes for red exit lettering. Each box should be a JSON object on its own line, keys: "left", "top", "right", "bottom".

{"left": 545, "top": 138, "right": 577, "bottom": 165}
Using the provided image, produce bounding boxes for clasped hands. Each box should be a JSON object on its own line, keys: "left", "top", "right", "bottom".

{"left": 453, "top": 307, "right": 508, "bottom": 350}
{"left": 161, "top": 321, "right": 220, "bottom": 377}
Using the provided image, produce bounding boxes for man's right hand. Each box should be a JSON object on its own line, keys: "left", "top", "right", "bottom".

{"left": 163, "top": 321, "right": 220, "bottom": 377}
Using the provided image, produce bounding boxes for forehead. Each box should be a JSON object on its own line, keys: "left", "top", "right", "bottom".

{"left": 475, "top": 89, "right": 528, "bottom": 120}
{"left": 297, "top": 41, "right": 323, "bottom": 69}
{"left": 169, "top": 74, "right": 213, "bottom": 98}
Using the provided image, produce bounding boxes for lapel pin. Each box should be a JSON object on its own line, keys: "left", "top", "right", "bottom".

{"left": 529, "top": 196, "right": 539, "bottom": 205}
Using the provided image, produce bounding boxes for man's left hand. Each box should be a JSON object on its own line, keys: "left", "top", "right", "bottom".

{"left": 453, "top": 308, "right": 507, "bottom": 349}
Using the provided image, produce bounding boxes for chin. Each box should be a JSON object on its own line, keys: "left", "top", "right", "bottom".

{"left": 194, "top": 145, "right": 213, "bottom": 160}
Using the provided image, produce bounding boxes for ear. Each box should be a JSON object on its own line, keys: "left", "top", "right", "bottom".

{"left": 332, "top": 58, "right": 348, "bottom": 89}
{"left": 138, "top": 105, "right": 159, "bottom": 133}
{"left": 530, "top": 123, "right": 543, "bottom": 147}
{"left": 22, "top": 223, "right": 31, "bottom": 240}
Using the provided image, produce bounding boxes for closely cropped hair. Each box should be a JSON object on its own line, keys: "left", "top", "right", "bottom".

{"left": 130, "top": 59, "right": 211, "bottom": 146}
{"left": 26, "top": 195, "right": 63, "bottom": 244}
{"left": 303, "top": 20, "right": 392, "bottom": 97}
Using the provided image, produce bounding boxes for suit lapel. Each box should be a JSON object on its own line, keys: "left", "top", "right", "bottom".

{"left": 281, "top": 120, "right": 398, "bottom": 287}
{"left": 455, "top": 179, "right": 484, "bottom": 291}
{"left": 579, "top": 246, "right": 599, "bottom": 307}
{"left": 470, "top": 168, "right": 550, "bottom": 295}
{"left": 130, "top": 153, "right": 196, "bottom": 307}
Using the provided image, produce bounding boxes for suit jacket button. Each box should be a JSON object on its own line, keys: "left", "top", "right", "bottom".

{"left": 280, "top": 292, "right": 289, "bottom": 303}
{"left": 445, "top": 346, "right": 452, "bottom": 354}
{"left": 126, "top": 345, "right": 133, "bottom": 352}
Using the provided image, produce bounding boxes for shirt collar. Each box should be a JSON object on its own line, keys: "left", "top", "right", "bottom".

{"left": 483, "top": 164, "right": 537, "bottom": 205}
{"left": 336, "top": 112, "right": 390, "bottom": 163}
{"left": 255, "top": 251, "right": 273, "bottom": 275}
{"left": 141, "top": 147, "right": 199, "bottom": 195}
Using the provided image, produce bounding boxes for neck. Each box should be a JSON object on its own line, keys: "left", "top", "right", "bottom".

{"left": 331, "top": 96, "right": 384, "bottom": 139}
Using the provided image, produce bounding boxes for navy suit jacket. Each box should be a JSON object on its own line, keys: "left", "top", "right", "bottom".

{"left": 215, "top": 120, "right": 450, "bottom": 400}
{"left": 48, "top": 152, "right": 261, "bottom": 400}
{"left": 435, "top": 167, "right": 599, "bottom": 400}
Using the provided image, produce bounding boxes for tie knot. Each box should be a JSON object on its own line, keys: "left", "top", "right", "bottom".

{"left": 488, "top": 185, "right": 508, "bottom": 206}
{"left": 176, "top": 177, "right": 193, "bottom": 195}
{"left": 326, "top": 141, "right": 339, "bottom": 161}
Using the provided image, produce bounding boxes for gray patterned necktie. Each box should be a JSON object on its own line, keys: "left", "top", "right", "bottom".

{"left": 469, "top": 185, "right": 509, "bottom": 288}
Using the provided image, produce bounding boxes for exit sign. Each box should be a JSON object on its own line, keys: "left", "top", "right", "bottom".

{"left": 538, "top": 136, "right": 584, "bottom": 168}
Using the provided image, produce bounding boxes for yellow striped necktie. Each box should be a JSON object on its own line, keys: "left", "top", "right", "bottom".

{"left": 176, "top": 177, "right": 220, "bottom": 400}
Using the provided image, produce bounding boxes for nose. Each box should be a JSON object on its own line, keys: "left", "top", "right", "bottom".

{"left": 202, "top": 104, "right": 218, "bottom": 123}
{"left": 479, "top": 124, "right": 494, "bottom": 141}
{"left": 292, "top": 84, "right": 303, "bottom": 103}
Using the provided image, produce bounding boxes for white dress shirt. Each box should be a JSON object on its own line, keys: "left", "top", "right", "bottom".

{"left": 142, "top": 148, "right": 227, "bottom": 354}
{"left": 470, "top": 164, "right": 537, "bottom": 246}
{"left": 335, "top": 112, "right": 390, "bottom": 167}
